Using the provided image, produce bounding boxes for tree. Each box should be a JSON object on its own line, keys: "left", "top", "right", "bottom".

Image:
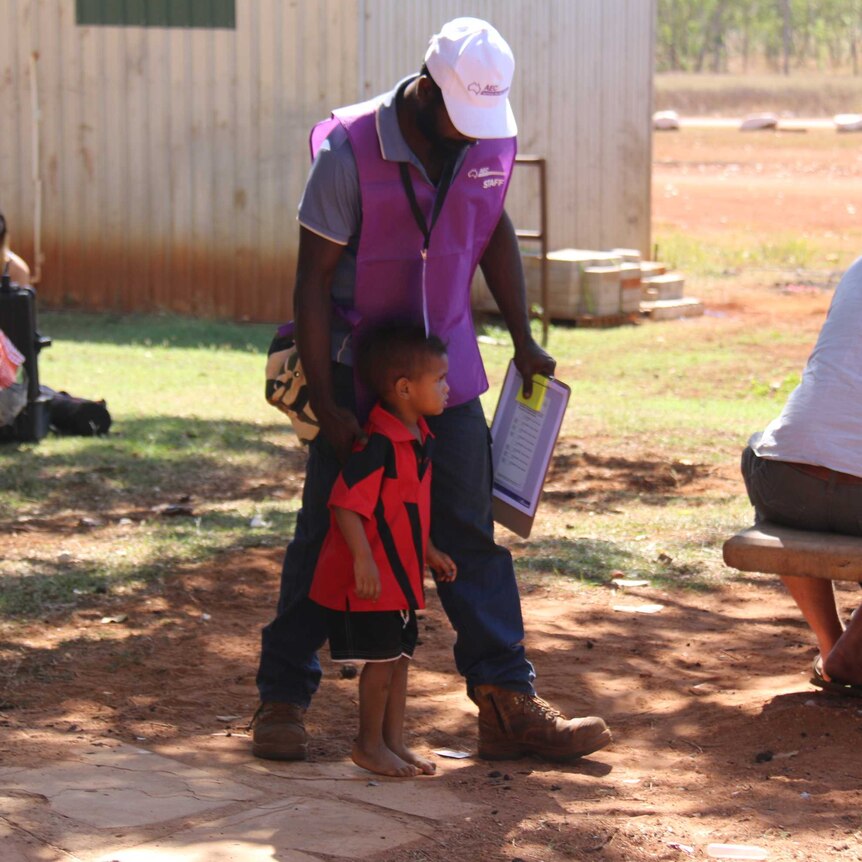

{"left": 656, "top": 0, "right": 862, "bottom": 72}
{"left": 780, "top": 0, "right": 793, "bottom": 73}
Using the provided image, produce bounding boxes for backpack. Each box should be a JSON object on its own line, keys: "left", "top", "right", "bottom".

{"left": 264, "top": 324, "right": 319, "bottom": 444}
{"left": 46, "top": 388, "right": 112, "bottom": 436}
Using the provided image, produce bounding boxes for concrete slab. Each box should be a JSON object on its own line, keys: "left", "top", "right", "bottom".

{"left": 1, "top": 818, "right": 76, "bottom": 862}
{"left": 86, "top": 797, "right": 427, "bottom": 861}
{"left": 1, "top": 740, "right": 472, "bottom": 862}
{"left": 308, "top": 777, "right": 475, "bottom": 821}
{"left": 244, "top": 760, "right": 370, "bottom": 782}
{"left": 0, "top": 743, "right": 260, "bottom": 829}
{"left": 245, "top": 757, "right": 478, "bottom": 819}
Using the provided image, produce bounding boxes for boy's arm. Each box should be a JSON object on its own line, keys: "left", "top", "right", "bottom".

{"left": 333, "top": 506, "right": 381, "bottom": 601}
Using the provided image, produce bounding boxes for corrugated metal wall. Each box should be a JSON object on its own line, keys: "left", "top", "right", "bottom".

{"left": 0, "top": 0, "right": 654, "bottom": 322}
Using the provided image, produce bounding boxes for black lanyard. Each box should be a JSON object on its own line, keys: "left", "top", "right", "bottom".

{"left": 398, "top": 158, "right": 456, "bottom": 254}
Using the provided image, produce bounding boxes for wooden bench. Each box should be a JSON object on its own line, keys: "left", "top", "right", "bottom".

{"left": 723, "top": 522, "right": 862, "bottom": 581}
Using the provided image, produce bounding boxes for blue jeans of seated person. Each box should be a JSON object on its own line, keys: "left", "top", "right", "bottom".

{"left": 256, "top": 362, "right": 535, "bottom": 708}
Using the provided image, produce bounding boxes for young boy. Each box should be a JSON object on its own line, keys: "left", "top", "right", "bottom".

{"left": 309, "top": 324, "right": 457, "bottom": 778}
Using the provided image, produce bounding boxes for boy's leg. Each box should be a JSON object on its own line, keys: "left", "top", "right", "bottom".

{"left": 353, "top": 661, "right": 418, "bottom": 778}
{"left": 382, "top": 657, "right": 435, "bottom": 775}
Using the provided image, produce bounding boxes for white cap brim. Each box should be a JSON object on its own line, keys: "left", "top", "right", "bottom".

{"left": 442, "top": 91, "right": 517, "bottom": 140}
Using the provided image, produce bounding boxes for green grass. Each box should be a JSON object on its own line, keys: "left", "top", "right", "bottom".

{"left": 0, "top": 311, "right": 301, "bottom": 615}
{"left": 1, "top": 300, "right": 809, "bottom": 617}
{"left": 478, "top": 314, "right": 802, "bottom": 458}
{"left": 653, "top": 230, "right": 832, "bottom": 276}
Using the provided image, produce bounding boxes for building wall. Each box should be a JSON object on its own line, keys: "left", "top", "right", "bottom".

{"left": 0, "top": 0, "right": 654, "bottom": 322}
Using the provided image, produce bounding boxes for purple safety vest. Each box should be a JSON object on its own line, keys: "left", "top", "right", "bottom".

{"left": 310, "top": 95, "right": 516, "bottom": 419}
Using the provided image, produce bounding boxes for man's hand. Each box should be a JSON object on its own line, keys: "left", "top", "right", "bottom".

{"left": 316, "top": 403, "right": 366, "bottom": 464}
{"left": 353, "top": 554, "right": 382, "bottom": 601}
{"left": 514, "top": 338, "right": 556, "bottom": 399}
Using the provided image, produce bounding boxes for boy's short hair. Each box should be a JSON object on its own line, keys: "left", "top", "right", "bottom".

{"left": 356, "top": 322, "right": 447, "bottom": 399}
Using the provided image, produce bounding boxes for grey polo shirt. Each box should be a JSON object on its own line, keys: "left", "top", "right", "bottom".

{"left": 297, "top": 75, "right": 470, "bottom": 362}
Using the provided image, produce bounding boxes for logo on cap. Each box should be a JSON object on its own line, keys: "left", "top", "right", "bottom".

{"left": 467, "top": 82, "right": 510, "bottom": 97}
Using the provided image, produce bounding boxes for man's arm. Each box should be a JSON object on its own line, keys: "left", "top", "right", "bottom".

{"left": 479, "top": 210, "right": 555, "bottom": 397}
{"left": 294, "top": 226, "right": 363, "bottom": 462}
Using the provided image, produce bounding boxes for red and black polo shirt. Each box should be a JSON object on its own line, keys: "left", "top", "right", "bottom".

{"left": 309, "top": 403, "right": 433, "bottom": 612}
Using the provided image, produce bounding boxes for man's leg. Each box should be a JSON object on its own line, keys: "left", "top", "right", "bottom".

{"left": 742, "top": 445, "right": 839, "bottom": 665}
{"left": 427, "top": 399, "right": 532, "bottom": 690}
{"left": 426, "top": 399, "right": 611, "bottom": 761}
{"left": 821, "top": 481, "right": 862, "bottom": 685}
{"left": 253, "top": 364, "right": 353, "bottom": 759}
{"left": 780, "top": 575, "right": 843, "bottom": 663}
{"left": 742, "top": 446, "right": 862, "bottom": 686}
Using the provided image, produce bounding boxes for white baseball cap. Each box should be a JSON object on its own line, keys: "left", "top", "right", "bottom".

{"left": 424, "top": 17, "right": 517, "bottom": 140}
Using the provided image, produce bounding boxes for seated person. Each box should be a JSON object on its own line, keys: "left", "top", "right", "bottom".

{"left": 741, "top": 255, "right": 862, "bottom": 696}
{"left": 1, "top": 211, "right": 32, "bottom": 286}
{"left": 0, "top": 213, "right": 31, "bottom": 430}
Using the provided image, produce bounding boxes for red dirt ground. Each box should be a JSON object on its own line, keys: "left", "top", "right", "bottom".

{"left": 2, "top": 538, "right": 861, "bottom": 862}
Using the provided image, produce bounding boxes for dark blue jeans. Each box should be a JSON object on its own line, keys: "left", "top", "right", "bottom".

{"left": 256, "top": 364, "right": 535, "bottom": 707}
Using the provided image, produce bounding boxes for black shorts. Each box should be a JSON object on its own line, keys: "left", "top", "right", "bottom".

{"left": 324, "top": 607, "right": 418, "bottom": 662}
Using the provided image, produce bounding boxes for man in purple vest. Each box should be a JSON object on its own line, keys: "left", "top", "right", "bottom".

{"left": 254, "top": 17, "right": 612, "bottom": 763}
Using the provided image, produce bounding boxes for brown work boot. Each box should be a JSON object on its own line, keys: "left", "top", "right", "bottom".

{"left": 472, "top": 685, "right": 611, "bottom": 762}
{"left": 250, "top": 702, "right": 308, "bottom": 761}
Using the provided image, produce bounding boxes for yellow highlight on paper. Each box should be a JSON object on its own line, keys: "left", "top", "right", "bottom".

{"left": 516, "top": 375, "right": 547, "bottom": 412}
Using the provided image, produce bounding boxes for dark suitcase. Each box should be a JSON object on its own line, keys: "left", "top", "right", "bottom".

{"left": 0, "top": 269, "right": 52, "bottom": 442}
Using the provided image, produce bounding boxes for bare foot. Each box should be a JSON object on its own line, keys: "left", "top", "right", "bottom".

{"left": 351, "top": 741, "right": 418, "bottom": 778}
{"left": 823, "top": 606, "right": 862, "bottom": 685}
{"left": 387, "top": 745, "right": 436, "bottom": 775}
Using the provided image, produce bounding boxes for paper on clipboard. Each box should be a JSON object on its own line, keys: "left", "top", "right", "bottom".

{"left": 490, "top": 361, "right": 570, "bottom": 538}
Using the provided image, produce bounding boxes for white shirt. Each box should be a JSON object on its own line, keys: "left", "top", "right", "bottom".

{"left": 752, "top": 255, "right": 862, "bottom": 476}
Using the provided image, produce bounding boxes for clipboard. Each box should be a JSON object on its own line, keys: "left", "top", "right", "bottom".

{"left": 489, "top": 360, "right": 570, "bottom": 538}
